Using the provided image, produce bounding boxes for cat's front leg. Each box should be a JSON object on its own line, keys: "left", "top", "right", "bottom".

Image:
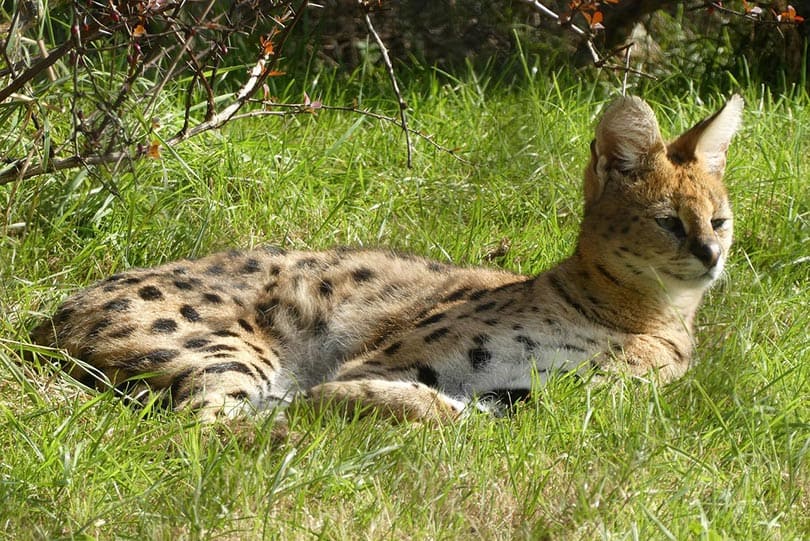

{"left": 597, "top": 333, "right": 691, "bottom": 383}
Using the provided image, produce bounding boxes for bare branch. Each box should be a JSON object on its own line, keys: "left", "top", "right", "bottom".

{"left": 0, "top": 152, "right": 132, "bottom": 185}
{"left": 517, "top": 0, "right": 656, "bottom": 79}
{"left": 359, "top": 1, "right": 413, "bottom": 168}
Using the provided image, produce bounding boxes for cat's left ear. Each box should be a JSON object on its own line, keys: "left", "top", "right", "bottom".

{"left": 668, "top": 95, "right": 744, "bottom": 176}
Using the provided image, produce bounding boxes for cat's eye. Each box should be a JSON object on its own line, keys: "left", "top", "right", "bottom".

{"left": 655, "top": 216, "right": 686, "bottom": 238}
{"left": 711, "top": 218, "right": 729, "bottom": 231}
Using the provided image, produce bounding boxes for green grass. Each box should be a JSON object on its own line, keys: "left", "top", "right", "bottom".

{"left": 1, "top": 63, "right": 808, "bottom": 539}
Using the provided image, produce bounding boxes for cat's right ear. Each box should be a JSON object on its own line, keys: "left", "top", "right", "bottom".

{"left": 584, "top": 96, "right": 666, "bottom": 207}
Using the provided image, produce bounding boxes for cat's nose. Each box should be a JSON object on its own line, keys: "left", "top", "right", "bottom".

{"left": 689, "top": 239, "right": 720, "bottom": 268}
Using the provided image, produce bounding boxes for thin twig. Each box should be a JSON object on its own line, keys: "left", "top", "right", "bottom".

{"left": 240, "top": 100, "right": 473, "bottom": 165}
{"left": 519, "top": 0, "right": 586, "bottom": 35}
{"left": 621, "top": 43, "right": 633, "bottom": 95}
{"left": 144, "top": 0, "right": 217, "bottom": 118}
{"left": 359, "top": 1, "right": 412, "bottom": 168}
{"left": 170, "top": 1, "right": 309, "bottom": 143}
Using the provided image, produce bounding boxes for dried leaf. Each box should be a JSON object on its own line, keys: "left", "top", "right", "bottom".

{"left": 779, "top": 5, "right": 805, "bottom": 23}
{"left": 147, "top": 140, "right": 161, "bottom": 159}
{"left": 260, "top": 35, "right": 275, "bottom": 55}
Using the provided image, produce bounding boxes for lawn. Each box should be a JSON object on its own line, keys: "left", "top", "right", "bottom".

{"left": 1, "top": 62, "right": 808, "bottom": 539}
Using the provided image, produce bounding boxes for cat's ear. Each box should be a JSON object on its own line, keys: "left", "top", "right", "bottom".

{"left": 585, "top": 96, "right": 665, "bottom": 206}
{"left": 667, "top": 94, "right": 743, "bottom": 176}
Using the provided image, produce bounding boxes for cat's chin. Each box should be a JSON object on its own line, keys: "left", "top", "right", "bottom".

{"left": 682, "top": 267, "right": 725, "bottom": 291}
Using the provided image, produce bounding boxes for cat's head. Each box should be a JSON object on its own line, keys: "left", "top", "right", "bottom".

{"left": 580, "top": 95, "right": 743, "bottom": 295}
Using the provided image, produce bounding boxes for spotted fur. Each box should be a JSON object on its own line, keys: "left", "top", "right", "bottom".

{"left": 31, "top": 95, "right": 742, "bottom": 422}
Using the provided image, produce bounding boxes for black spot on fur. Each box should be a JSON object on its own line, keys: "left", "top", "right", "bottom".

{"left": 295, "top": 257, "right": 318, "bottom": 269}
{"left": 416, "top": 312, "right": 445, "bottom": 327}
{"left": 205, "top": 264, "right": 225, "bottom": 276}
{"left": 103, "top": 298, "right": 132, "bottom": 312}
{"left": 138, "top": 285, "right": 164, "bottom": 301}
{"left": 474, "top": 301, "right": 497, "bottom": 312}
{"left": 427, "top": 262, "right": 445, "bottom": 272}
{"left": 550, "top": 275, "right": 591, "bottom": 320}
{"left": 172, "top": 267, "right": 188, "bottom": 275}
{"left": 212, "top": 330, "right": 238, "bottom": 338}
{"left": 515, "top": 335, "right": 538, "bottom": 349}
{"left": 473, "top": 334, "right": 489, "bottom": 346}
{"left": 202, "top": 293, "right": 223, "bottom": 304}
{"left": 260, "top": 245, "right": 287, "bottom": 256}
{"left": 202, "top": 361, "right": 253, "bottom": 376}
{"left": 241, "top": 258, "right": 261, "bottom": 274}
{"left": 203, "top": 344, "right": 238, "bottom": 353}
{"left": 319, "top": 280, "right": 333, "bottom": 297}
{"left": 142, "top": 349, "right": 179, "bottom": 363}
{"left": 512, "top": 324, "right": 523, "bottom": 331}
{"left": 207, "top": 352, "right": 233, "bottom": 360}
{"left": 123, "top": 277, "right": 142, "bottom": 285}
{"left": 498, "top": 299, "right": 516, "bottom": 312}
{"left": 443, "top": 287, "right": 470, "bottom": 302}
{"left": 352, "top": 267, "right": 375, "bottom": 282}
{"left": 174, "top": 280, "right": 193, "bottom": 290}
{"left": 313, "top": 317, "right": 328, "bottom": 335}
{"left": 229, "top": 390, "right": 249, "bottom": 401}
{"left": 87, "top": 320, "right": 111, "bottom": 337}
{"left": 595, "top": 263, "right": 623, "bottom": 287}
{"left": 416, "top": 365, "right": 439, "bottom": 387}
{"left": 483, "top": 318, "right": 498, "bottom": 326}
{"left": 383, "top": 341, "right": 402, "bottom": 355}
{"left": 52, "top": 307, "right": 75, "bottom": 325}
{"left": 151, "top": 318, "right": 178, "bottom": 334}
{"left": 258, "top": 355, "right": 274, "bottom": 367}
{"left": 237, "top": 318, "right": 254, "bottom": 333}
{"left": 180, "top": 305, "right": 201, "bottom": 322}
{"left": 109, "top": 326, "right": 136, "bottom": 339}
{"left": 424, "top": 327, "right": 450, "bottom": 343}
{"left": 121, "top": 349, "right": 180, "bottom": 369}
{"left": 468, "top": 347, "right": 491, "bottom": 370}
{"left": 184, "top": 338, "right": 210, "bottom": 349}
{"left": 468, "top": 289, "right": 490, "bottom": 301}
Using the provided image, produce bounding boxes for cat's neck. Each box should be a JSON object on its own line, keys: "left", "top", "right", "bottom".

{"left": 549, "top": 249, "right": 706, "bottom": 335}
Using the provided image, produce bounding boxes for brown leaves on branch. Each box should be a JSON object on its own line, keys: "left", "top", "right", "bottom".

{"left": 1, "top": 1, "right": 311, "bottom": 184}
{"left": 707, "top": 1, "right": 804, "bottom": 24}
{"left": 0, "top": 0, "right": 462, "bottom": 185}
{"left": 562, "top": 0, "right": 619, "bottom": 30}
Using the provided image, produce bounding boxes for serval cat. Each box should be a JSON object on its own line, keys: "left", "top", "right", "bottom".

{"left": 32, "top": 95, "right": 743, "bottom": 422}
